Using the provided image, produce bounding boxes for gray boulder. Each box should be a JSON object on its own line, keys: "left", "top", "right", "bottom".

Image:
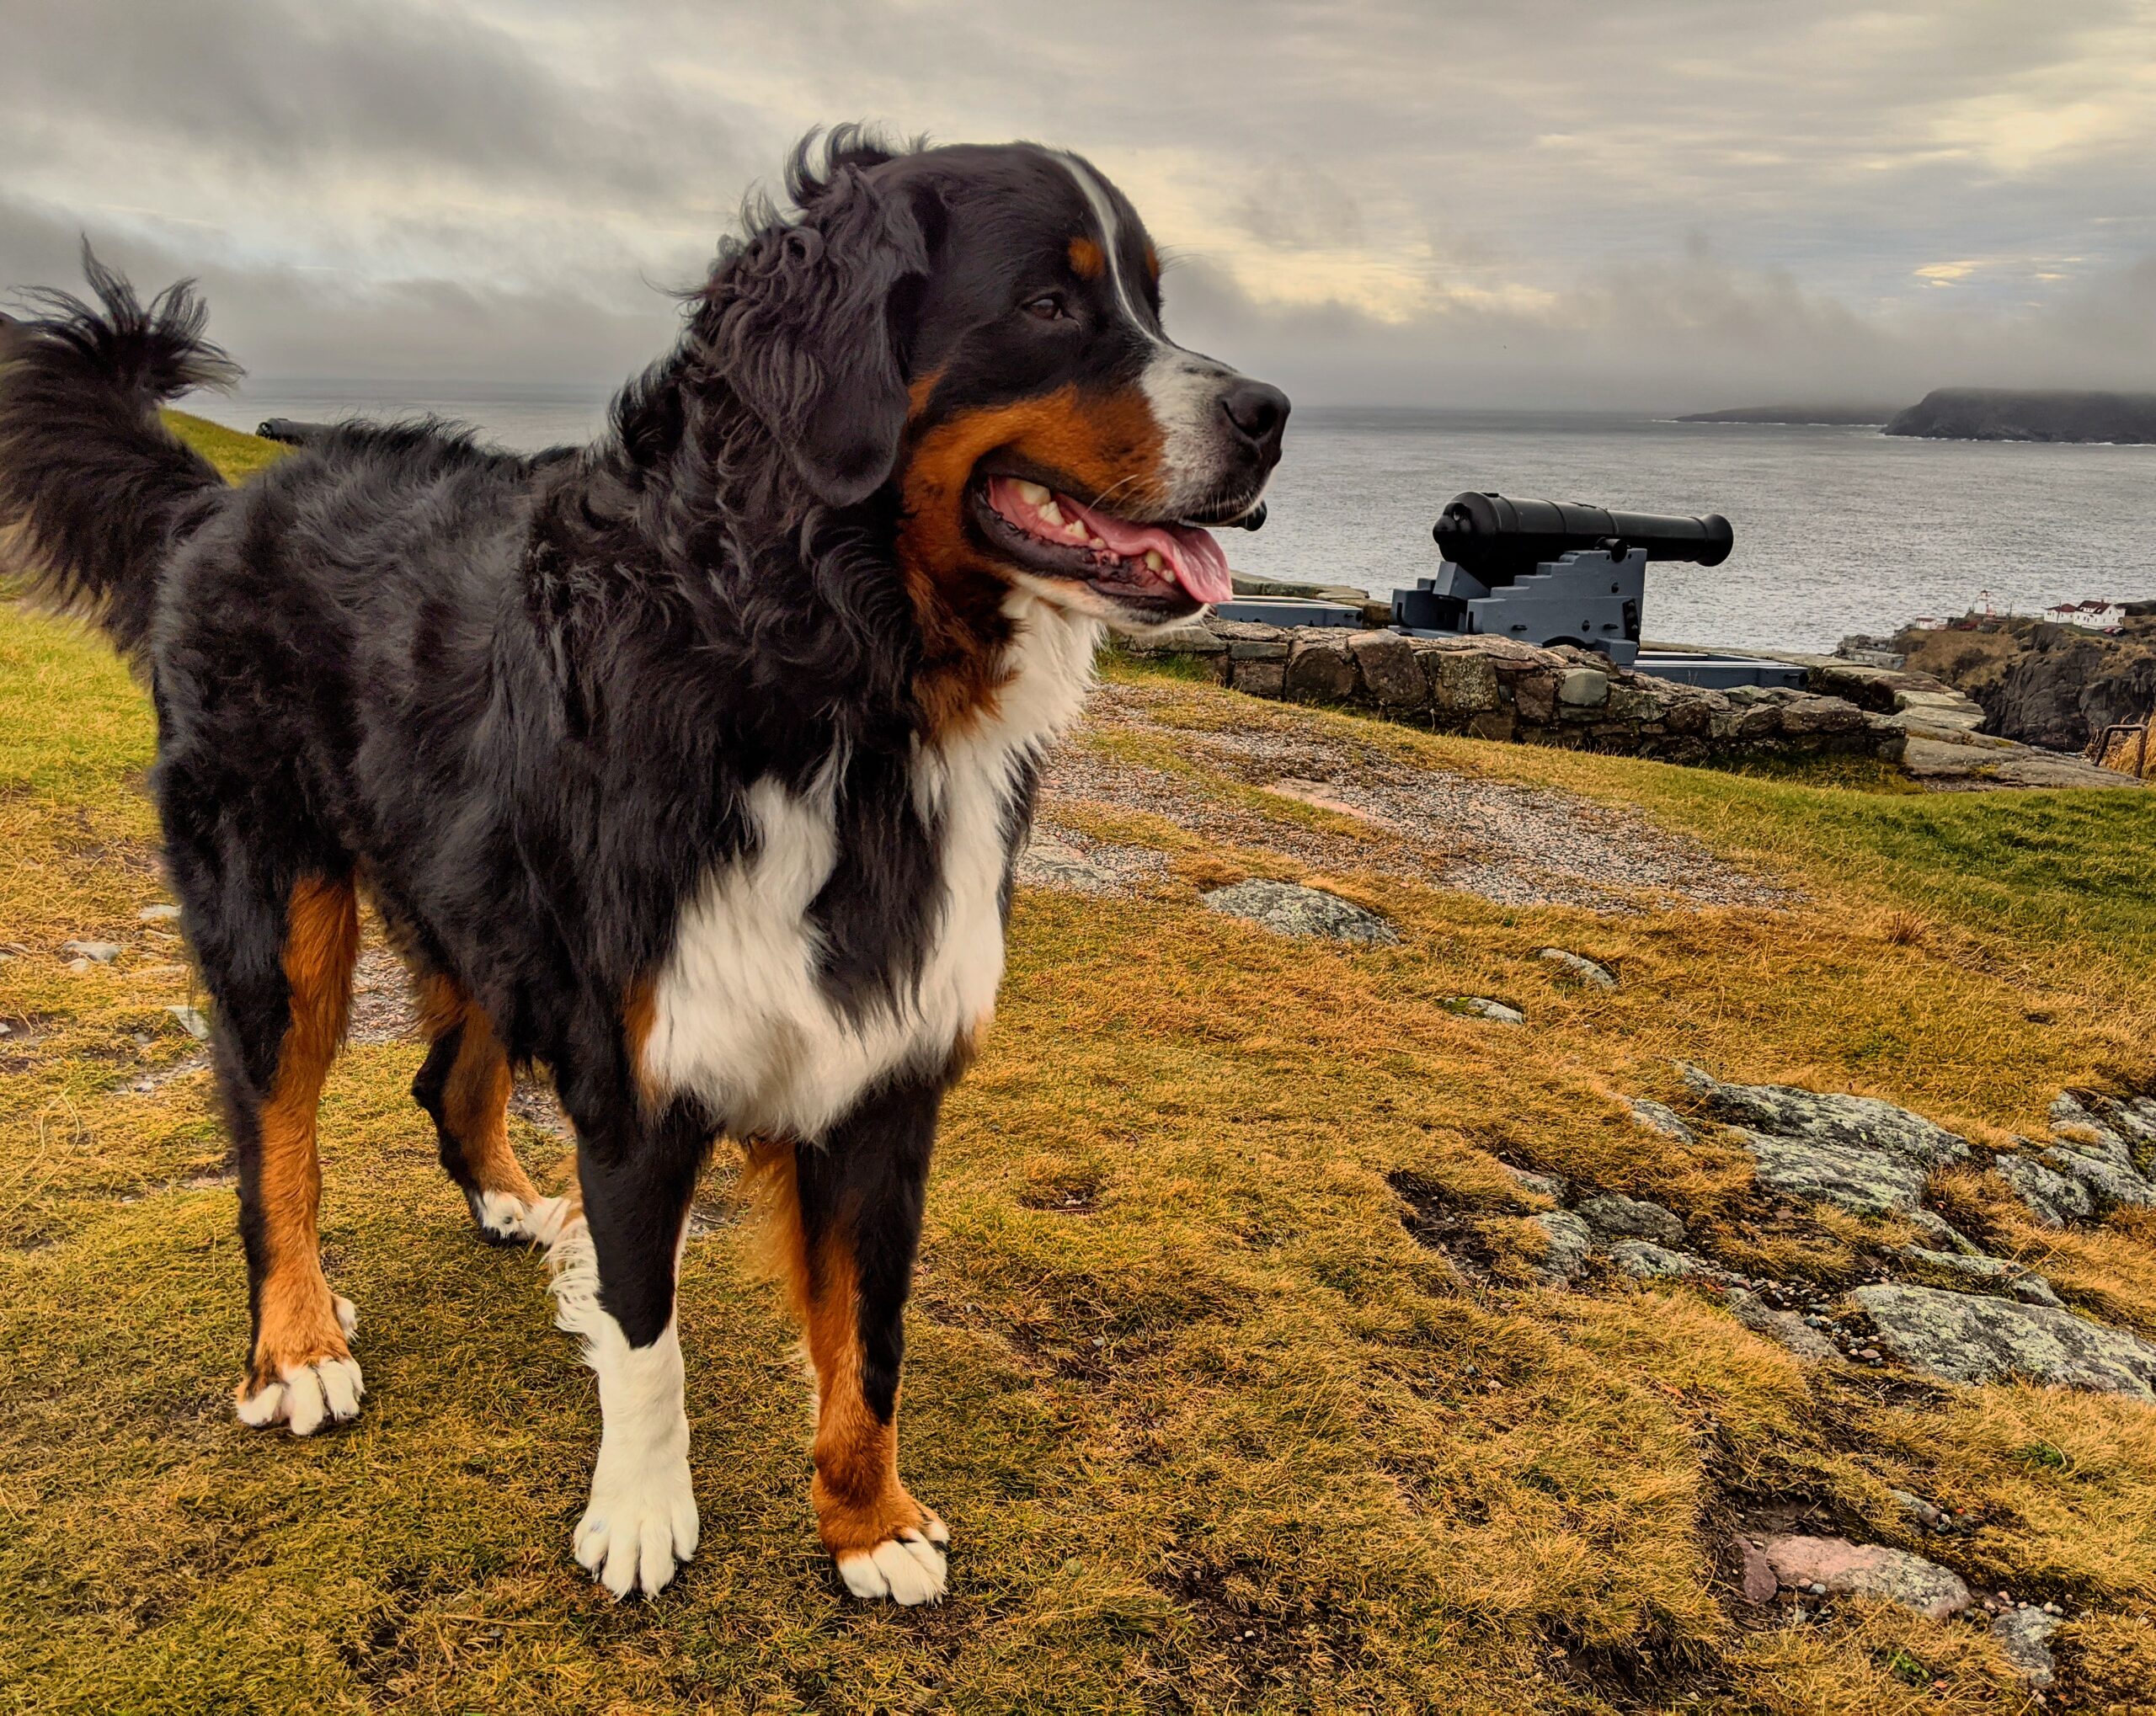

{"left": 2041, "top": 1143, "right": 2156, "bottom": 1208}
{"left": 1853, "top": 1284, "right": 2156, "bottom": 1399}
{"left": 1576, "top": 1192, "right": 1686, "bottom": 1247}
{"left": 1758, "top": 1535, "right": 1971, "bottom": 1622}
{"left": 1991, "top": 1608, "right": 2061, "bottom": 1688}
{"left": 1531, "top": 1210, "right": 1593, "bottom": 1282}
{"left": 1906, "top": 1208, "right": 1982, "bottom": 1255}
{"left": 1200, "top": 880, "right": 1399, "bottom": 945}
{"left": 1444, "top": 996, "right": 1525, "bottom": 1025}
{"left": 1993, "top": 1152, "right": 2096, "bottom": 1226}
{"left": 1626, "top": 1099, "right": 1695, "bottom": 1146}
{"left": 1897, "top": 1246, "right": 2064, "bottom": 1308}
{"left": 1738, "top": 1127, "right": 1929, "bottom": 1217}
{"left": 1608, "top": 1239, "right": 1702, "bottom": 1278}
{"left": 1726, "top": 1287, "right": 1841, "bottom": 1360}
{"left": 1535, "top": 947, "right": 1618, "bottom": 989}
{"left": 1682, "top": 1063, "right": 1968, "bottom": 1165}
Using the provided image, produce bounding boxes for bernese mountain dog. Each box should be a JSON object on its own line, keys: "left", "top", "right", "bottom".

{"left": 0, "top": 129, "right": 1286, "bottom": 1605}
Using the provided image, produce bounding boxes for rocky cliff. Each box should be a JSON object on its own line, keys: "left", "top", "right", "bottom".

{"left": 1884, "top": 388, "right": 2156, "bottom": 443}
{"left": 1894, "top": 616, "right": 2156, "bottom": 751}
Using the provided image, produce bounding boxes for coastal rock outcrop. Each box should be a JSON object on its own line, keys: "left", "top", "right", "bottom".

{"left": 1883, "top": 386, "right": 2156, "bottom": 443}
{"left": 1895, "top": 616, "right": 2156, "bottom": 754}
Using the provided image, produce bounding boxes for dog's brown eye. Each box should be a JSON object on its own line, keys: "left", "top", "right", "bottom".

{"left": 1022, "top": 294, "right": 1068, "bottom": 322}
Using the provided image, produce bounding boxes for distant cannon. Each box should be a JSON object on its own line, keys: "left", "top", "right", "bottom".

{"left": 1392, "top": 493, "right": 1734, "bottom": 668}
{"left": 256, "top": 418, "right": 338, "bottom": 446}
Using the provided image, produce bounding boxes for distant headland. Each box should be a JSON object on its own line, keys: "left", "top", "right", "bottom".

{"left": 1883, "top": 388, "right": 2156, "bottom": 444}
{"left": 1675, "top": 404, "right": 1896, "bottom": 426}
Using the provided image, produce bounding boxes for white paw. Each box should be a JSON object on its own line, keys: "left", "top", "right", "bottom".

{"left": 575, "top": 1457, "right": 699, "bottom": 1598}
{"left": 234, "top": 1353, "right": 365, "bottom": 1436}
{"left": 334, "top": 1295, "right": 359, "bottom": 1339}
{"left": 837, "top": 1521, "right": 950, "bottom": 1606}
{"left": 472, "top": 1190, "right": 574, "bottom": 1247}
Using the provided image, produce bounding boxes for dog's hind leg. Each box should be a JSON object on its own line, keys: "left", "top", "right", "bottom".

{"left": 184, "top": 866, "right": 366, "bottom": 1436}
{"left": 748, "top": 1075, "right": 949, "bottom": 1606}
{"left": 543, "top": 1041, "right": 710, "bottom": 1598}
{"left": 411, "top": 977, "right": 569, "bottom": 1247}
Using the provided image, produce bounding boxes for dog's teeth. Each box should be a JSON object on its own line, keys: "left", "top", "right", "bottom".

{"left": 1037, "top": 500, "right": 1065, "bottom": 526}
{"left": 1089, "top": 536, "right": 1107, "bottom": 550}
{"left": 1144, "top": 549, "right": 1166, "bottom": 571}
{"left": 1065, "top": 519, "right": 1087, "bottom": 539}
{"left": 1015, "top": 481, "right": 1049, "bottom": 505}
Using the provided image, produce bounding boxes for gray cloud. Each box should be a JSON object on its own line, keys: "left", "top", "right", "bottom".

{"left": 0, "top": 0, "right": 2149, "bottom": 406}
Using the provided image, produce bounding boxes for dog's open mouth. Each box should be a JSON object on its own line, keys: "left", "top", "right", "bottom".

{"left": 971, "top": 476, "right": 1234, "bottom": 613}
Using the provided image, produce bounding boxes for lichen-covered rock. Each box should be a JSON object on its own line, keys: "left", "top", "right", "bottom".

{"left": 1531, "top": 1209, "right": 1593, "bottom": 1282}
{"left": 1852, "top": 1284, "right": 2156, "bottom": 1398}
{"left": 1906, "top": 1208, "right": 1982, "bottom": 1255}
{"left": 1626, "top": 1099, "right": 1695, "bottom": 1145}
{"left": 1444, "top": 996, "right": 1525, "bottom": 1025}
{"left": 1017, "top": 835, "right": 1118, "bottom": 893}
{"left": 1738, "top": 1127, "right": 1929, "bottom": 1216}
{"left": 1725, "top": 1288, "right": 1840, "bottom": 1360}
{"left": 1200, "top": 880, "right": 1398, "bottom": 944}
{"left": 1535, "top": 947, "right": 1618, "bottom": 989}
{"left": 1683, "top": 1064, "right": 1969, "bottom": 1165}
{"left": 2041, "top": 1143, "right": 2156, "bottom": 1207}
{"left": 1991, "top": 1607, "right": 2061, "bottom": 1687}
{"left": 1993, "top": 1152, "right": 2097, "bottom": 1226}
{"left": 1576, "top": 1192, "right": 1686, "bottom": 1247}
{"left": 1608, "top": 1239, "right": 1702, "bottom": 1278}
{"left": 1425, "top": 649, "right": 1502, "bottom": 713}
{"left": 1758, "top": 1535, "right": 1971, "bottom": 1621}
{"left": 1897, "top": 1247, "right": 2063, "bottom": 1308}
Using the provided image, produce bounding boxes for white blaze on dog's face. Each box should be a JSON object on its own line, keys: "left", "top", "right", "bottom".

{"left": 889, "top": 145, "right": 1290, "bottom": 638}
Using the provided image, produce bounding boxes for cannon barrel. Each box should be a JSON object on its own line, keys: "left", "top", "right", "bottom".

{"left": 1433, "top": 492, "right": 1732, "bottom": 579}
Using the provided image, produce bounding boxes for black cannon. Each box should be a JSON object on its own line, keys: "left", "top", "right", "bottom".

{"left": 1394, "top": 492, "right": 1734, "bottom": 666}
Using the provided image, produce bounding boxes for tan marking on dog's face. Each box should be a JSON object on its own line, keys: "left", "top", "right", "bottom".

{"left": 893, "top": 381, "right": 1166, "bottom": 735}
{"left": 1068, "top": 236, "right": 1105, "bottom": 280}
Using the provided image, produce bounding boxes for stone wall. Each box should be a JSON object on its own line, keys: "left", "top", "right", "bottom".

{"left": 1126, "top": 619, "right": 1907, "bottom": 765}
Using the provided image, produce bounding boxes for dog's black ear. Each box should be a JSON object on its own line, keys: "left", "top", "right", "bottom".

{"left": 712, "top": 168, "right": 934, "bottom": 507}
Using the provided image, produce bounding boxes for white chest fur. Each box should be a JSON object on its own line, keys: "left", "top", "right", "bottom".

{"left": 642, "top": 594, "right": 1099, "bottom": 1140}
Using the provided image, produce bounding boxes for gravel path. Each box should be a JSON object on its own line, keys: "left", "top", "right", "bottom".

{"left": 1042, "top": 681, "right": 1790, "bottom": 913}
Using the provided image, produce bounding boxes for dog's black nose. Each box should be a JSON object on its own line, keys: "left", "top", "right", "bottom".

{"left": 1219, "top": 378, "right": 1289, "bottom": 462}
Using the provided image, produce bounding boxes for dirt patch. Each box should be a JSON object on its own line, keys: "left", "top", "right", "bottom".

{"left": 348, "top": 945, "right": 420, "bottom": 1045}
{"left": 1049, "top": 682, "right": 1792, "bottom": 913}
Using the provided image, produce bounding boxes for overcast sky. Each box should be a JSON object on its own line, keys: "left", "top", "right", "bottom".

{"left": 3, "top": 0, "right": 2152, "bottom": 409}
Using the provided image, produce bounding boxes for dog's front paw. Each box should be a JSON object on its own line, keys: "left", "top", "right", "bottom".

{"left": 575, "top": 1457, "right": 699, "bottom": 1598}
{"left": 234, "top": 1298, "right": 363, "bottom": 1435}
{"left": 470, "top": 1190, "right": 574, "bottom": 1247}
{"left": 835, "top": 1514, "right": 950, "bottom": 1606}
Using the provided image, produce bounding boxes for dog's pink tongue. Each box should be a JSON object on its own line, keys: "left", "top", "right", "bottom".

{"left": 1064, "top": 498, "right": 1235, "bottom": 605}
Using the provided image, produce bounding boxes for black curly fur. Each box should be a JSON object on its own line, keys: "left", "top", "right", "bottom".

{"left": 0, "top": 242, "right": 240, "bottom": 657}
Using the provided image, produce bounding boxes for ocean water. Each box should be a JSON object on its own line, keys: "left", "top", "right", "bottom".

{"left": 187, "top": 387, "right": 2156, "bottom": 656}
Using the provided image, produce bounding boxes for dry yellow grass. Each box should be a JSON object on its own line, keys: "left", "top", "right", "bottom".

{"left": 3, "top": 418, "right": 2154, "bottom": 1712}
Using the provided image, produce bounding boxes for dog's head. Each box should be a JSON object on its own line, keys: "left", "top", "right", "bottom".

{"left": 709, "top": 132, "right": 1288, "bottom": 636}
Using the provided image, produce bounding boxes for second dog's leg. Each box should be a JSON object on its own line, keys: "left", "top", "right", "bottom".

{"left": 549, "top": 1068, "right": 709, "bottom": 1598}
{"left": 412, "top": 977, "right": 568, "bottom": 1245}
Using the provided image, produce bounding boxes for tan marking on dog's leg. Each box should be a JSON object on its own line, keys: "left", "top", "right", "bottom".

{"left": 237, "top": 876, "right": 364, "bottom": 1435}
{"left": 744, "top": 1143, "right": 946, "bottom": 1603}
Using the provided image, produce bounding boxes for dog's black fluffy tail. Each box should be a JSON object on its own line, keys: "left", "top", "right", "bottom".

{"left": 0, "top": 245, "right": 240, "bottom": 660}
